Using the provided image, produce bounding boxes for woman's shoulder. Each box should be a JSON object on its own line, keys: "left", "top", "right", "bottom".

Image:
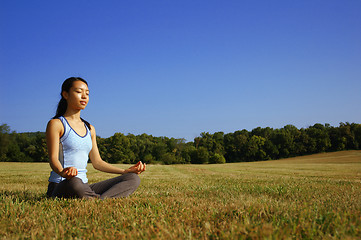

{"left": 48, "top": 117, "right": 63, "bottom": 124}
{"left": 46, "top": 118, "right": 64, "bottom": 133}
{"left": 89, "top": 124, "right": 97, "bottom": 136}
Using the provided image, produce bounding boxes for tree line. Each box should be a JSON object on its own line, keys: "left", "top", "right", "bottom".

{"left": 0, "top": 122, "right": 360, "bottom": 164}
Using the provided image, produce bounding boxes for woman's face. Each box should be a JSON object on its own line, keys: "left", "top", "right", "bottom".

{"left": 63, "top": 80, "right": 90, "bottom": 111}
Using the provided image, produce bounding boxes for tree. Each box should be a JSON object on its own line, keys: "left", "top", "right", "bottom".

{"left": 209, "top": 153, "right": 226, "bottom": 164}
{"left": 1, "top": 121, "right": 360, "bottom": 164}
{"left": 224, "top": 130, "right": 249, "bottom": 162}
{"left": 352, "top": 124, "right": 361, "bottom": 150}
{"left": 339, "top": 122, "right": 358, "bottom": 149}
{"left": 246, "top": 135, "right": 266, "bottom": 161}
{"left": 160, "top": 152, "right": 178, "bottom": 165}
{"left": 305, "top": 124, "right": 331, "bottom": 153}
{"left": 181, "top": 143, "right": 196, "bottom": 164}
{"left": 0, "top": 124, "right": 11, "bottom": 161}
{"left": 191, "top": 147, "right": 209, "bottom": 164}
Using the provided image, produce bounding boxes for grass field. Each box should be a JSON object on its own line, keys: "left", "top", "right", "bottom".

{"left": 1, "top": 150, "right": 361, "bottom": 239}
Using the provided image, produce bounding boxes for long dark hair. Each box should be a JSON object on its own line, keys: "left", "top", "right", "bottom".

{"left": 53, "top": 77, "right": 91, "bottom": 130}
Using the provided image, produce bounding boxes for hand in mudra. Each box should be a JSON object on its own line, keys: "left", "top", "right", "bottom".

{"left": 61, "top": 167, "right": 78, "bottom": 179}
{"left": 126, "top": 161, "right": 146, "bottom": 175}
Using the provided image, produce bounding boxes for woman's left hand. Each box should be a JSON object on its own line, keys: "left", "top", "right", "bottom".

{"left": 126, "top": 161, "right": 146, "bottom": 175}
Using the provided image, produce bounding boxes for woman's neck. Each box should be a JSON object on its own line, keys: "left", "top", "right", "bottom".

{"left": 63, "top": 109, "right": 82, "bottom": 121}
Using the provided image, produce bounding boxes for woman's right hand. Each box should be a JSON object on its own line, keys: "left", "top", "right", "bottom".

{"left": 61, "top": 167, "right": 78, "bottom": 179}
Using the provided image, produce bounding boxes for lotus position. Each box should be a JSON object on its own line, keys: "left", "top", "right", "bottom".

{"left": 46, "top": 77, "right": 146, "bottom": 199}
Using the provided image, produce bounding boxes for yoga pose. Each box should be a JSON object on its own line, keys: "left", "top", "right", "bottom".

{"left": 46, "top": 77, "right": 146, "bottom": 199}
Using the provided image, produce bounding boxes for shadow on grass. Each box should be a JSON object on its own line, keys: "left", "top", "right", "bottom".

{"left": 0, "top": 190, "right": 47, "bottom": 202}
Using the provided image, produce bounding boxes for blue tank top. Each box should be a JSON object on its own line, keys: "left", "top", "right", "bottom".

{"left": 48, "top": 116, "right": 93, "bottom": 183}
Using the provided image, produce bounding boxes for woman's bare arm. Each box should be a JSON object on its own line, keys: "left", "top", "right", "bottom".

{"left": 46, "top": 119, "right": 78, "bottom": 179}
{"left": 89, "top": 125, "right": 146, "bottom": 174}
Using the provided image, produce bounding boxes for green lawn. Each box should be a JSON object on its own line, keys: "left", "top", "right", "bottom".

{"left": 1, "top": 150, "right": 360, "bottom": 239}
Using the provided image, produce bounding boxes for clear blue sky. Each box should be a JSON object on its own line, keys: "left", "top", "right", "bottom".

{"left": 1, "top": 0, "right": 360, "bottom": 141}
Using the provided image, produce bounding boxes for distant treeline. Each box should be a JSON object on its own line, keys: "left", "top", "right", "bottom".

{"left": 0, "top": 122, "right": 360, "bottom": 164}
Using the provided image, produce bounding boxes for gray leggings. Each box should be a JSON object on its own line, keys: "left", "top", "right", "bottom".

{"left": 46, "top": 173, "right": 140, "bottom": 199}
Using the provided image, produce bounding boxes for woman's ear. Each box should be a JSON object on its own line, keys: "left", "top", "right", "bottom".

{"left": 62, "top": 91, "right": 68, "bottom": 100}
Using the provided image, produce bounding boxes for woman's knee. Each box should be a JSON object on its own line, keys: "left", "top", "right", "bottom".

{"left": 125, "top": 173, "right": 141, "bottom": 188}
{"left": 68, "top": 176, "right": 83, "bottom": 186}
{"left": 67, "top": 177, "right": 87, "bottom": 197}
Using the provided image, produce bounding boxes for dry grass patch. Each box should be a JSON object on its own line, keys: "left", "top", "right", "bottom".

{"left": 1, "top": 150, "right": 360, "bottom": 239}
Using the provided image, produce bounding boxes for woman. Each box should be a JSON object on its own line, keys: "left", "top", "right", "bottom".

{"left": 46, "top": 77, "right": 146, "bottom": 199}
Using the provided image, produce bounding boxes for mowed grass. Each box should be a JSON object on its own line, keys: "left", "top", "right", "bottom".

{"left": 1, "top": 151, "right": 360, "bottom": 239}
